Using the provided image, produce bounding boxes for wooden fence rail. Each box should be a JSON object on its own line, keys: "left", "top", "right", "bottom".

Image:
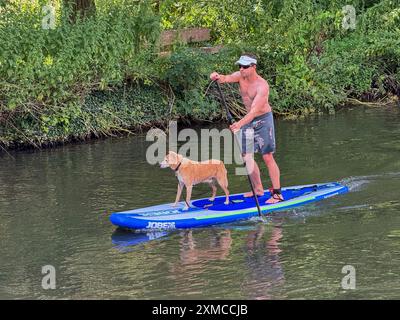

{"left": 159, "top": 27, "right": 222, "bottom": 56}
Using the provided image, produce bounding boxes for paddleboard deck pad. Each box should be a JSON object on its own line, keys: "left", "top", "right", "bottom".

{"left": 110, "top": 182, "right": 348, "bottom": 230}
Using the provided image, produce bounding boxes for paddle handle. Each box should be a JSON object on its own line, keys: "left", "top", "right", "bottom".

{"left": 215, "top": 81, "right": 235, "bottom": 125}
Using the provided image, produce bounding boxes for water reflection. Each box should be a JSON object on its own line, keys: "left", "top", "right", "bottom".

{"left": 177, "top": 229, "right": 233, "bottom": 263}
{"left": 243, "top": 221, "right": 285, "bottom": 299}
{"left": 111, "top": 221, "right": 285, "bottom": 299}
{"left": 111, "top": 229, "right": 169, "bottom": 252}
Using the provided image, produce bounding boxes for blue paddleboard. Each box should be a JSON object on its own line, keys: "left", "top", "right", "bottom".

{"left": 110, "top": 182, "right": 348, "bottom": 230}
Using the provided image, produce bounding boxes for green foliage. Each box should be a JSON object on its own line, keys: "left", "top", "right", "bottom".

{"left": 0, "top": 0, "right": 162, "bottom": 147}
{"left": 1, "top": 0, "right": 399, "bottom": 148}
{"left": 0, "top": 0, "right": 160, "bottom": 112}
{"left": 157, "top": 47, "right": 238, "bottom": 120}
{"left": 1, "top": 83, "right": 170, "bottom": 147}
{"left": 161, "top": 0, "right": 399, "bottom": 114}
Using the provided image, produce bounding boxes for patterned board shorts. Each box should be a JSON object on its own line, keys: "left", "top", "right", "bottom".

{"left": 240, "top": 112, "right": 276, "bottom": 155}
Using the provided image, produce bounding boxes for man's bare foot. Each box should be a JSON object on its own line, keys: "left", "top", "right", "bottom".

{"left": 244, "top": 190, "right": 264, "bottom": 198}
{"left": 265, "top": 193, "right": 284, "bottom": 204}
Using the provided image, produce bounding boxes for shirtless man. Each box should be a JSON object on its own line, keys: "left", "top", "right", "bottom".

{"left": 210, "top": 53, "right": 283, "bottom": 204}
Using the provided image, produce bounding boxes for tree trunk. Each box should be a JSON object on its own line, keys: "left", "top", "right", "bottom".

{"left": 153, "top": 0, "right": 160, "bottom": 13}
{"left": 64, "top": 0, "right": 96, "bottom": 23}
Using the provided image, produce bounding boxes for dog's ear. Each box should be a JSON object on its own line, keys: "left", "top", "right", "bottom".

{"left": 169, "top": 152, "right": 179, "bottom": 165}
{"left": 166, "top": 151, "right": 176, "bottom": 165}
{"left": 176, "top": 153, "right": 183, "bottom": 164}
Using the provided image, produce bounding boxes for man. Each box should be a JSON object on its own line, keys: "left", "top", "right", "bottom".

{"left": 210, "top": 53, "right": 283, "bottom": 204}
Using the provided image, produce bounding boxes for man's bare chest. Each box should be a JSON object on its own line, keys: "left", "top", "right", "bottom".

{"left": 239, "top": 83, "right": 257, "bottom": 100}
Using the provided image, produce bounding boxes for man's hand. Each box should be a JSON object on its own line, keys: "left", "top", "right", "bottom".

{"left": 210, "top": 72, "right": 221, "bottom": 82}
{"left": 230, "top": 121, "right": 242, "bottom": 134}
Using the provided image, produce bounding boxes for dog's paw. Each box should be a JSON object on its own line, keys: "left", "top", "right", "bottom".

{"left": 172, "top": 202, "right": 178, "bottom": 207}
{"left": 224, "top": 200, "right": 230, "bottom": 205}
{"left": 208, "top": 197, "right": 215, "bottom": 202}
{"left": 182, "top": 205, "right": 189, "bottom": 211}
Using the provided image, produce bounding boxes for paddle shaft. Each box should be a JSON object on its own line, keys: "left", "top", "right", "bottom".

{"left": 214, "top": 81, "right": 263, "bottom": 218}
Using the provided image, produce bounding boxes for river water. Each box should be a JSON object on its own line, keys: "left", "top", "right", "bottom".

{"left": 1, "top": 105, "right": 399, "bottom": 299}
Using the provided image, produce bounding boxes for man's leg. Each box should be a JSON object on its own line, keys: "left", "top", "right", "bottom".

{"left": 262, "top": 153, "right": 283, "bottom": 203}
{"left": 243, "top": 153, "right": 264, "bottom": 197}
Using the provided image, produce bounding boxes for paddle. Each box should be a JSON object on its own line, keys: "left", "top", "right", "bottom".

{"left": 213, "top": 81, "right": 264, "bottom": 220}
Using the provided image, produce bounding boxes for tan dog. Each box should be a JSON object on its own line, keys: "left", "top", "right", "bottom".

{"left": 160, "top": 151, "right": 230, "bottom": 210}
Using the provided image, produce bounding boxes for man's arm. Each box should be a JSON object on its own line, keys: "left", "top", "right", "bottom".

{"left": 210, "top": 71, "right": 241, "bottom": 83}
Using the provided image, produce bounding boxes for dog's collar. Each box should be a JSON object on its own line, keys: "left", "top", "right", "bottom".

{"left": 174, "top": 161, "right": 182, "bottom": 172}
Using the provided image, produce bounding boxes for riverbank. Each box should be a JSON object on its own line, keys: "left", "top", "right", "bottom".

{"left": 1, "top": 0, "right": 399, "bottom": 150}
{"left": 1, "top": 89, "right": 397, "bottom": 152}
{"left": 1, "top": 75, "right": 399, "bottom": 151}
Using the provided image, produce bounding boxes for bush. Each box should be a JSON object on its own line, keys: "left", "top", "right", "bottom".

{"left": 1, "top": 0, "right": 399, "bottom": 148}
{"left": 0, "top": 0, "right": 161, "bottom": 147}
